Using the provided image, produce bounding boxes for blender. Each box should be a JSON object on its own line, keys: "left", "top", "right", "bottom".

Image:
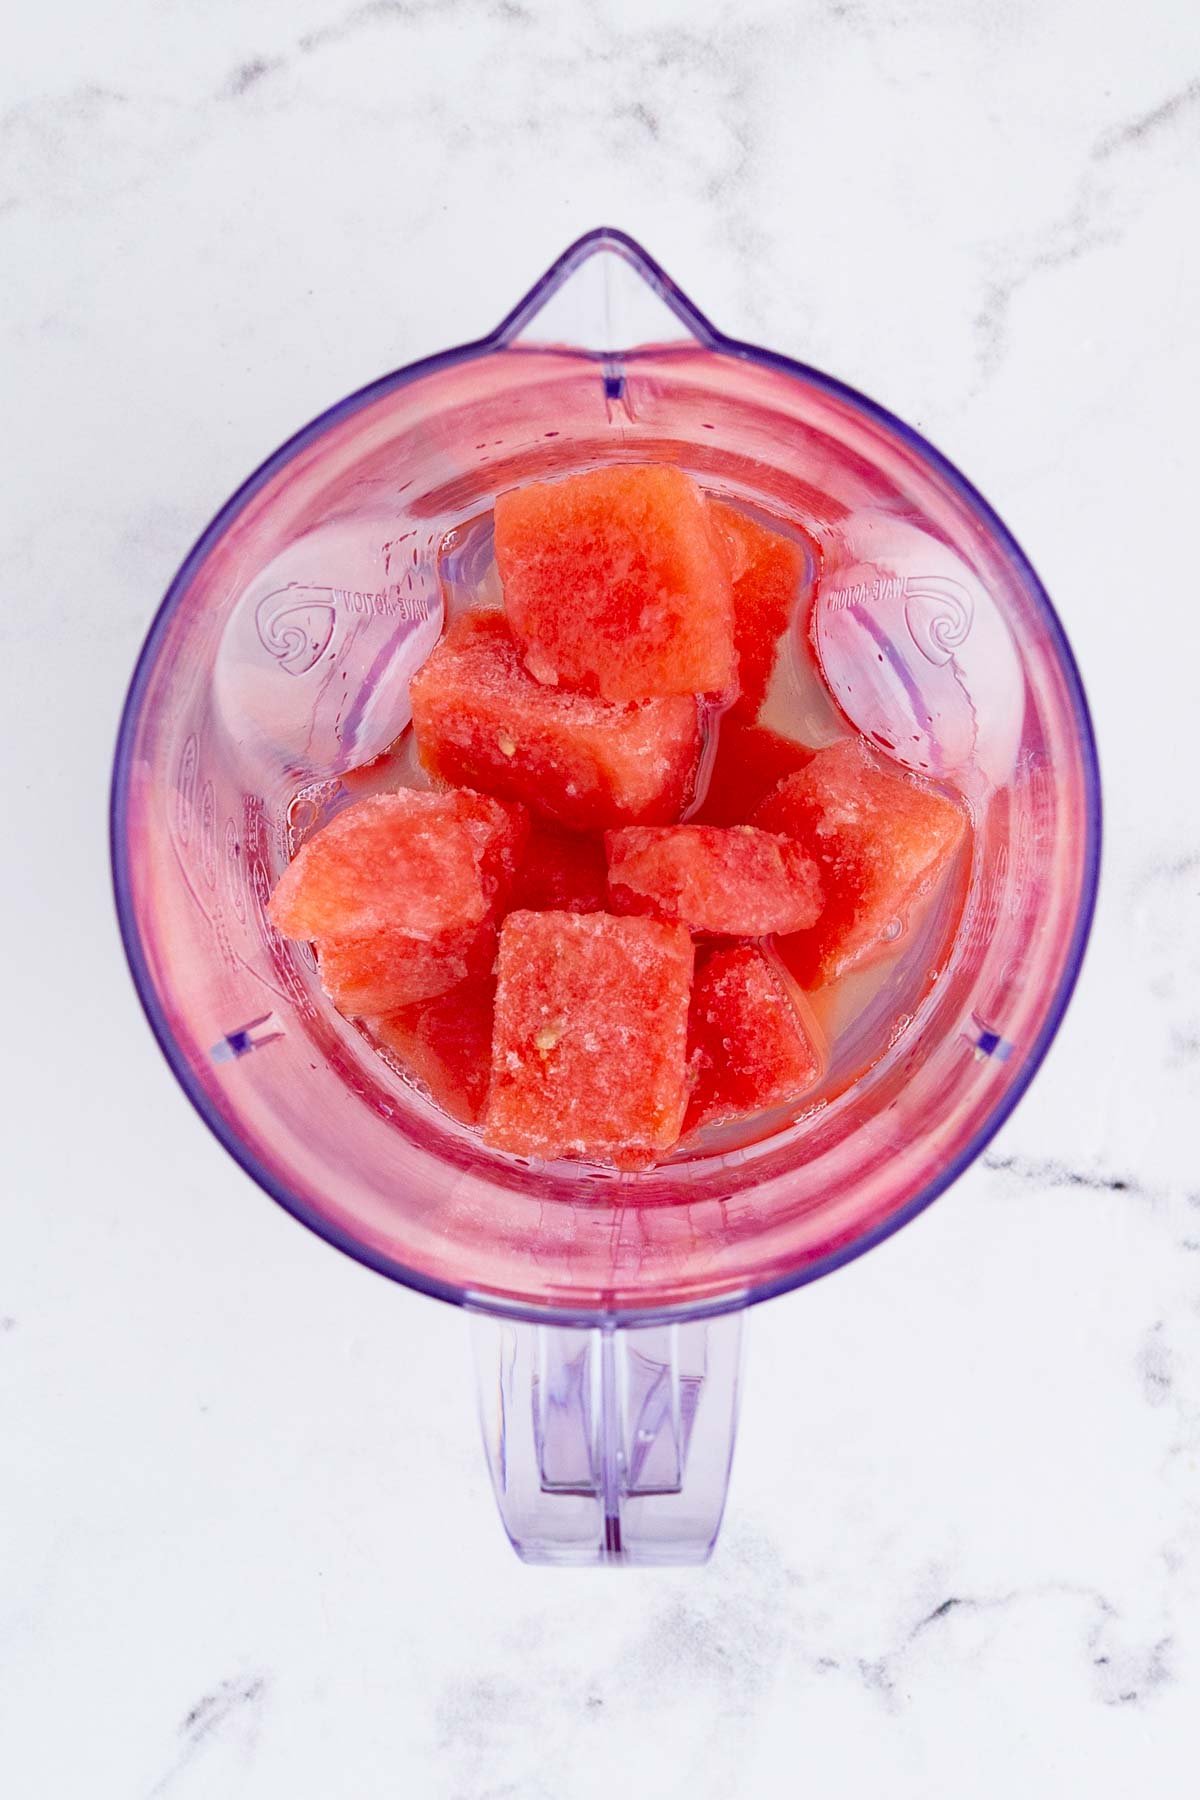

{"left": 111, "top": 229, "right": 1100, "bottom": 1565}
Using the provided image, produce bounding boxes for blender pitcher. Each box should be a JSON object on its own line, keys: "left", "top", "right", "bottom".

{"left": 111, "top": 230, "right": 1100, "bottom": 1566}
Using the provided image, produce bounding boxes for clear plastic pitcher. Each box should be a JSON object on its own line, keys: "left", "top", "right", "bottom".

{"left": 111, "top": 230, "right": 1100, "bottom": 1565}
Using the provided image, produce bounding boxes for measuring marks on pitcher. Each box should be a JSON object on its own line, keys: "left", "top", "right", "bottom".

{"left": 166, "top": 723, "right": 318, "bottom": 1034}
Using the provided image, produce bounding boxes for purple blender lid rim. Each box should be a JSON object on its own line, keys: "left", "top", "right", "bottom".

{"left": 110, "top": 226, "right": 1102, "bottom": 1328}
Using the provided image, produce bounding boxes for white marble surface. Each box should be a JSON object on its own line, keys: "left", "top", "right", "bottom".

{"left": 3, "top": 0, "right": 1200, "bottom": 1793}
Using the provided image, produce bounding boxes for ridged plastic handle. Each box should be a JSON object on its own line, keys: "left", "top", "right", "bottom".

{"left": 470, "top": 1309, "right": 744, "bottom": 1566}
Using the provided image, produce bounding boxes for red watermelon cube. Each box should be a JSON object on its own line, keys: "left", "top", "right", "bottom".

{"left": 510, "top": 822, "right": 609, "bottom": 915}
{"left": 370, "top": 976, "right": 496, "bottom": 1125}
{"left": 692, "top": 718, "right": 814, "bottom": 827}
{"left": 709, "top": 501, "right": 806, "bottom": 720}
{"left": 483, "top": 910, "right": 694, "bottom": 1170}
{"left": 410, "top": 611, "right": 701, "bottom": 831}
{"left": 751, "top": 737, "right": 968, "bottom": 986}
{"left": 606, "top": 823, "right": 823, "bottom": 938}
{"left": 685, "top": 944, "right": 824, "bottom": 1132}
{"left": 494, "top": 464, "right": 736, "bottom": 701}
{"left": 451, "top": 786, "right": 530, "bottom": 905}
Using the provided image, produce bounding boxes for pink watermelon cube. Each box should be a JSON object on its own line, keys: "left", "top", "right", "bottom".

{"left": 685, "top": 944, "right": 823, "bottom": 1132}
{"left": 709, "top": 500, "right": 806, "bottom": 720}
{"left": 410, "top": 611, "right": 701, "bottom": 831}
{"left": 268, "top": 789, "right": 525, "bottom": 943}
{"left": 483, "top": 910, "right": 694, "bottom": 1170}
{"left": 751, "top": 737, "right": 968, "bottom": 986}
{"left": 370, "top": 976, "right": 496, "bottom": 1125}
{"left": 494, "top": 463, "right": 736, "bottom": 701}
{"left": 318, "top": 919, "right": 496, "bottom": 1015}
{"left": 267, "top": 788, "right": 526, "bottom": 1014}
{"left": 605, "top": 823, "right": 823, "bottom": 938}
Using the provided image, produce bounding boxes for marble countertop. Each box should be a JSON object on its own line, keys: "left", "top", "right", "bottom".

{"left": 4, "top": 1, "right": 1199, "bottom": 1794}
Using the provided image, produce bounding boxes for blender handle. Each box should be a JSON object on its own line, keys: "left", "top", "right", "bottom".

{"left": 469, "top": 1308, "right": 744, "bottom": 1566}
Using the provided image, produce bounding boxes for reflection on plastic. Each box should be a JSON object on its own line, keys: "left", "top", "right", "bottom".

{"left": 813, "top": 514, "right": 1025, "bottom": 788}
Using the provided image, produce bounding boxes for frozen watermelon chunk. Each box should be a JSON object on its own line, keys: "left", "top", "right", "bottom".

{"left": 410, "top": 611, "right": 701, "bottom": 831}
{"left": 751, "top": 737, "right": 968, "bottom": 986}
{"left": 370, "top": 976, "right": 496, "bottom": 1125}
{"left": 483, "top": 910, "right": 694, "bottom": 1170}
{"left": 606, "top": 824, "right": 823, "bottom": 938}
{"left": 268, "top": 788, "right": 524, "bottom": 1015}
{"left": 510, "top": 822, "right": 608, "bottom": 914}
{"left": 452, "top": 787, "right": 529, "bottom": 905}
{"left": 685, "top": 945, "right": 823, "bottom": 1132}
{"left": 709, "top": 501, "right": 805, "bottom": 719}
{"left": 318, "top": 919, "right": 496, "bottom": 1014}
{"left": 693, "top": 719, "right": 814, "bottom": 827}
{"left": 267, "top": 789, "right": 525, "bottom": 943}
{"left": 494, "top": 464, "right": 736, "bottom": 701}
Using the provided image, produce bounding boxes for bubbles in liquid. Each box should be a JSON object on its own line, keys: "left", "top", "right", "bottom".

{"left": 287, "top": 780, "right": 342, "bottom": 855}
{"left": 888, "top": 1012, "right": 914, "bottom": 1047}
